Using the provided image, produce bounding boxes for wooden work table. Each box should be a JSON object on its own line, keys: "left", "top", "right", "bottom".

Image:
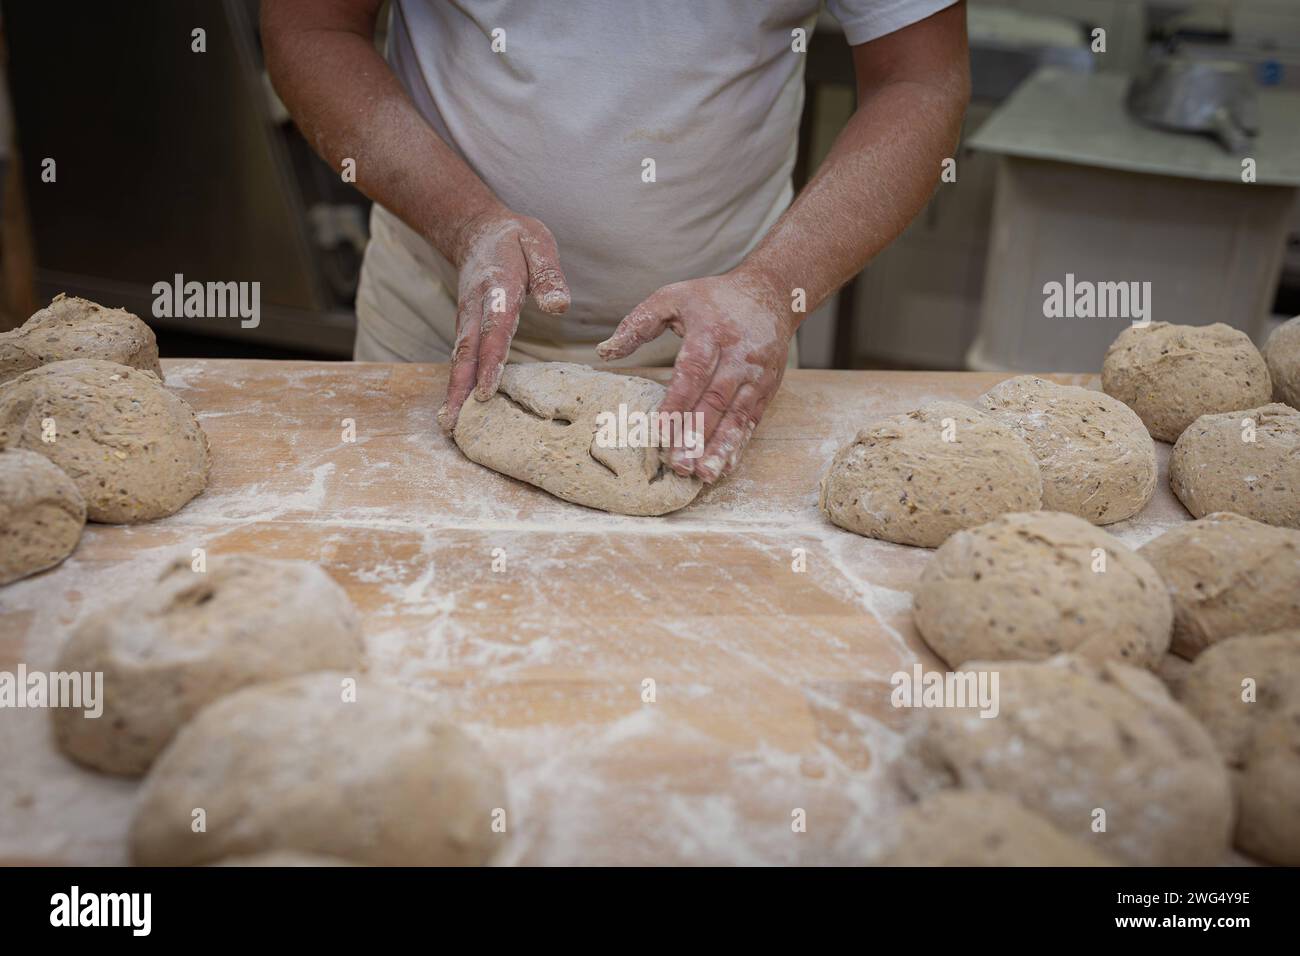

{"left": 0, "top": 360, "right": 1192, "bottom": 865}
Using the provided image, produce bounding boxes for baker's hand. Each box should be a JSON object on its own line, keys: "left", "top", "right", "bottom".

{"left": 437, "top": 206, "right": 570, "bottom": 431}
{"left": 596, "top": 269, "right": 793, "bottom": 484}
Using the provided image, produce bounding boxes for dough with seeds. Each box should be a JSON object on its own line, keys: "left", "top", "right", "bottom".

{"left": 454, "top": 362, "right": 701, "bottom": 516}
{"left": 54, "top": 555, "right": 364, "bottom": 775}
{"left": 131, "top": 673, "right": 507, "bottom": 866}
{"left": 819, "top": 401, "right": 1041, "bottom": 548}
{"left": 0, "top": 358, "right": 209, "bottom": 522}
{"left": 914, "top": 511, "right": 1171, "bottom": 668}
{"left": 1169, "top": 403, "right": 1300, "bottom": 528}
{"left": 1178, "top": 632, "right": 1300, "bottom": 865}
{"left": 978, "top": 375, "right": 1156, "bottom": 524}
{"left": 904, "top": 655, "right": 1233, "bottom": 866}
{"left": 874, "top": 791, "right": 1114, "bottom": 866}
{"left": 0, "top": 294, "right": 162, "bottom": 384}
{"left": 1139, "top": 513, "right": 1300, "bottom": 658}
{"left": 1101, "top": 322, "right": 1271, "bottom": 442}
{"left": 0, "top": 449, "right": 86, "bottom": 584}
{"left": 1263, "top": 315, "right": 1300, "bottom": 408}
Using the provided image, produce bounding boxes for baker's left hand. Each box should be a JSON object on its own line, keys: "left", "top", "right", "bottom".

{"left": 596, "top": 268, "right": 793, "bottom": 484}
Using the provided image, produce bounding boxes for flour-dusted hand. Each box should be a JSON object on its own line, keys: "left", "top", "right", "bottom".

{"left": 438, "top": 207, "right": 571, "bottom": 431}
{"left": 596, "top": 268, "right": 793, "bottom": 484}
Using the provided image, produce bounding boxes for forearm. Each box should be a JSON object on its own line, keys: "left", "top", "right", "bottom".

{"left": 735, "top": 74, "right": 968, "bottom": 323}
{"left": 261, "top": 0, "right": 503, "bottom": 266}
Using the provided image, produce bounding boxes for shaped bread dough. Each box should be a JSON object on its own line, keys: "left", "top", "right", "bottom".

{"left": 1101, "top": 322, "right": 1271, "bottom": 442}
{"left": 914, "top": 511, "right": 1172, "bottom": 668}
{"left": 1263, "top": 315, "right": 1300, "bottom": 408}
{"left": 1178, "top": 632, "right": 1300, "bottom": 865}
{"left": 0, "top": 294, "right": 162, "bottom": 384}
{"left": 1139, "top": 513, "right": 1300, "bottom": 658}
{"left": 874, "top": 791, "right": 1114, "bottom": 866}
{"left": 819, "top": 401, "right": 1042, "bottom": 548}
{"left": 1169, "top": 403, "right": 1300, "bottom": 528}
{"left": 131, "top": 673, "right": 507, "bottom": 867}
{"left": 0, "top": 358, "right": 209, "bottom": 522}
{"left": 454, "top": 362, "right": 702, "bottom": 516}
{"left": 903, "top": 655, "right": 1233, "bottom": 866}
{"left": 53, "top": 555, "right": 365, "bottom": 775}
{"left": 978, "top": 375, "right": 1156, "bottom": 524}
{"left": 0, "top": 448, "right": 86, "bottom": 584}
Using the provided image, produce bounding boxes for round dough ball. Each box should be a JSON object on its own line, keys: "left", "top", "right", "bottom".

{"left": 1263, "top": 315, "right": 1300, "bottom": 408}
{"left": 1139, "top": 513, "right": 1300, "bottom": 658}
{"left": 1102, "top": 322, "right": 1272, "bottom": 442}
{"left": 905, "top": 655, "right": 1233, "bottom": 866}
{"left": 53, "top": 554, "right": 365, "bottom": 776}
{"left": 130, "top": 673, "right": 507, "bottom": 866}
{"left": 1169, "top": 403, "right": 1300, "bottom": 528}
{"left": 1177, "top": 632, "right": 1300, "bottom": 865}
{"left": 915, "top": 512, "right": 1172, "bottom": 668}
{"left": 210, "top": 852, "right": 354, "bottom": 867}
{"left": 0, "top": 294, "right": 162, "bottom": 384}
{"left": 875, "top": 791, "right": 1114, "bottom": 866}
{"left": 978, "top": 375, "right": 1156, "bottom": 524}
{"left": 0, "top": 448, "right": 86, "bottom": 584}
{"left": 818, "top": 401, "right": 1041, "bottom": 548}
{"left": 0, "top": 358, "right": 209, "bottom": 522}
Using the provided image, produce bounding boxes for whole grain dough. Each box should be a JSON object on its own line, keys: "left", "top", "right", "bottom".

{"left": 1101, "top": 322, "right": 1272, "bottom": 442}
{"left": 1139, "top": 513, "right": 1300, "bottom": 658}
{"left": 1169, "top": 403, "right": 1300, "bottom": 528}
{"left": 914, "top": 511, "right": 1172, "bottom": 668}
{"left": 978, "top": 375, "right": 1156, "bottom": 524}
{"left": 818, "top": 401, "right": 1042, "bottom": 548}
{"left": 874, "top": 791, "right": 1114, "bottom": 866}
{"left": 53, "top": 554, "right": 365, "bottom": 776}
{"left": 0, "top": 358, "right": 209, "bottom": 522}
{"left": 903, "top": 655, "right": 1233, "bottom": 866}
{"left": 0, "top": 294, "right": 162, "bottom": 384}
{"left": 1263, "top": 315, "right": 1300, "bottom": 408}
{"left": 1178, "top": 632, "right": 1300, "bottom": 865}
{"left": 0, "top": 449, "right": 86, "bottom": 585}
{"left": 131, "top": 673, "right": 507, "bottom": 866}
{"left": 211, "top": 852, "right": 354, "bottom": 867}
{"left": 453, "top": 362, "right": 702, "bottom": 516}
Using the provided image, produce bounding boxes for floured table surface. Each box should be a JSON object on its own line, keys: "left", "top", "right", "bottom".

{"left": 0, "top": 360, "right": 1192, "bottom": 865}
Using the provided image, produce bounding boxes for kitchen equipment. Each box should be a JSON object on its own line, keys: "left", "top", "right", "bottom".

{"left": 1127, "top": 57, "right": 1259, "bottom": 153}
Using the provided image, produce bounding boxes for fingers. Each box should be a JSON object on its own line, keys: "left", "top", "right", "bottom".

{"left": 660, "top": 335, "right": 720, "bottom": 475}
{"left": 596, "top": 292, "right": 676, "bottom": 361}
{"left": 474, "top": 283, "right": 525, "bottom": 401}
{"left": 437, "top": 289, "right": 484, "bottom": 432}
{"left": 696, "top": 383, "right": 763, "bottom": 484}
{"left": 520, "top": 230, "right": 570, "bottom": 315}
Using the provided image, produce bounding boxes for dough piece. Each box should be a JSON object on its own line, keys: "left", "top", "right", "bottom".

{"left": 904, "top": 655, "right": 1234, "bottom": 866}
{"left": 210, "top": 852, "right": 354, "bottom": 867}
{"left": 131, "top": 673, "right": 507, "bottom": 867}
{"left": 0, "top": 294, "right": 162, "bottom": 384}
{"left": 1169, "top": 403, "right": 1300, "bottom": 528}
{"left": 1101, "top": 322, "right": 1272, "bottom": 442}
{"left": 874, "top": 791, "right": 1114, "bottom": 866}
{"left": 453, "top": 363, "right": 702, "bottom": 516}
{"left": 1139, "top": 513, "right": 1300, "bottom": 658}
{"left": 1178, "top": 633, "right": 1300, "bottom": 865}
{"left": 0, "top": 358, "right": 209, "bottom": 522}
{"left": 977, "top": 375, "right": 1156, "bottom": 524}
{"left": 53, "top": 555, "right": 365, "bottom": 776}
{"left": 818, "top": 401, "right": 1042, "bottom": 548}
{"left": 0, "top": 449, "right": 86, "bottom": 584}
{"left": 914, "top": 511, "right": 1172, "bottom": 668}
{"left": 1263, "top": 315, "right": 1300, "bottom": 408}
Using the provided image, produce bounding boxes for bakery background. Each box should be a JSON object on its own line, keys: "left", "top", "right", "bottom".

{"left": 2, "top": 0, "right": 1298, "bottom": 367}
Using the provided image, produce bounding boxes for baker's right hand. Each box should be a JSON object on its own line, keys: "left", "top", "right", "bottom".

{"left": 437, "top": 206, "right": 571, "bottom": 432}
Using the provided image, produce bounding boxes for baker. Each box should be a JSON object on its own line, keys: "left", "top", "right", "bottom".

{"left": 261, "top": 1, "right": 969, "bottom": 483}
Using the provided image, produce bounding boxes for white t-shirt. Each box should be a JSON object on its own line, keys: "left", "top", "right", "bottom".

{"left": 357, "top": 0, "right": 958, "bottom": 361}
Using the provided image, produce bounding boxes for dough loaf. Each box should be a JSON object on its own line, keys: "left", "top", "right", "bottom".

{"left": 1263, "top": 315, "right": 1300, "bottom": 408}
{"left": 0, "top": 294, "right": 162, "bottom": 384}
{"left": 0, "top": 448, "right": 86, "bottom": 584}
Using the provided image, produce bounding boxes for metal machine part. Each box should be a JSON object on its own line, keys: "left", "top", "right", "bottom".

{"left": 1127, "top": 57, "right": 1259, "bottom": 153}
